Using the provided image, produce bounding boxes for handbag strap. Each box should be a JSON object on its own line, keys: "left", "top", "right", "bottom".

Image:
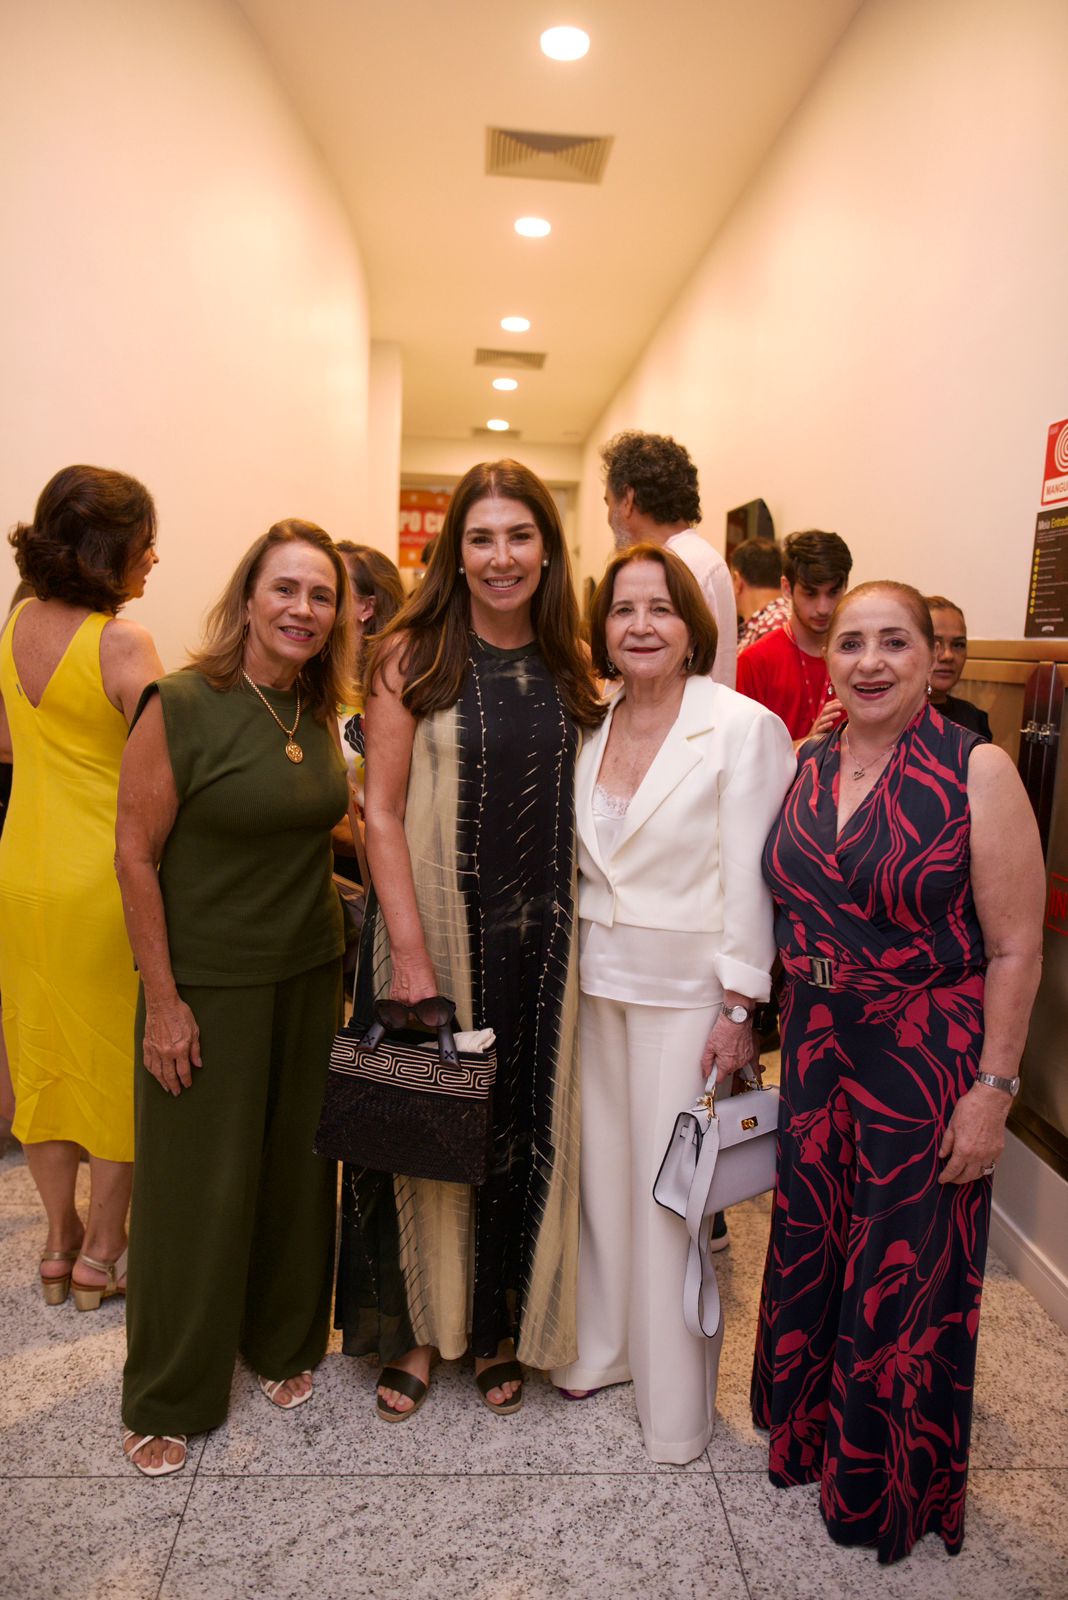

{"left": 681, "top": 1112, "right": 723, "bottom": 1339}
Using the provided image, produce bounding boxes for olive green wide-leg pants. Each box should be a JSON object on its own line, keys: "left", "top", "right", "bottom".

{"left": 122, "top": 959, "right": 341, "bottom": 1437}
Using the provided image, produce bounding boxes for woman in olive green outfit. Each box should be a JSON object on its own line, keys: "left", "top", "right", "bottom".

{"left": 115, "top": 520, "right": 355, "bottom": 1477}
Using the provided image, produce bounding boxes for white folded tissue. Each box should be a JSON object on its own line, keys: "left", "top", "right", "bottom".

{"left": 418, "top": 1028, "right": 495, "bottom": 1054}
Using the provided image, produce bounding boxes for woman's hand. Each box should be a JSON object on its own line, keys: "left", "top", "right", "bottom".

{"left": 142, "top": 995, "right": 202, "bottom": 1096}
{"left": 938, "top": 1082, "right": 1010, "bottom": 1184}
{"left": 700, "top": 1009, "right": 756, "bottom": 1085}
{"left": 807, "top": 696, "right": 844, "bottom": 741}
{"left": 388, "top": 951, "right": 439, "bottom": 1005}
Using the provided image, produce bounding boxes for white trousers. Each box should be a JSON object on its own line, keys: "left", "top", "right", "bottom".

{"left": 551, "top": 993, "right": 724, "bottom": 1464}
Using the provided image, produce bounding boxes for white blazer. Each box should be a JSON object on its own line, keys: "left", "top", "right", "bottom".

{"left": 577, "top": 675, "right": 794, "bottom": 999}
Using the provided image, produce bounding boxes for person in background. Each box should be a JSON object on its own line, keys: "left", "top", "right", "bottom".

{"left": 600, "top": 431, "right": 737, "bottom": 690}
{"left": 332, "top": 543, "right": 405, "bottom": 885}
{"left": 736, "top": 530, "right": 852, "bottom": 743}
{"left": 336, "top": 459, "right": 603, "bottom": 1423}
{"left": 731, "top": 538, "right": 788, "bottom": 650}
{"left": 752, "top": 580, "right": 1044, "bottom": 1563}
{"left": 0, "top": 467, "right": 163, "bottom": 1301}
{"left": 116, "top": 519, "right": 354, "bottom": 1477}
{"left": 550, "top": 544, "right": 793, "bottom": 1463}
{"left": 925, "top": 595, "right": 992, "bottom": 741}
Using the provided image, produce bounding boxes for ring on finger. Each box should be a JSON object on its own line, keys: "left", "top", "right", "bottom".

{"left": 981, "top": 1163, "right": 996, "bottom": 1177}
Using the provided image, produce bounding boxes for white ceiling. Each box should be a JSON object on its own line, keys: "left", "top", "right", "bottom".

{"left": 237, "top": 0, "right": 863, "bottom": 447}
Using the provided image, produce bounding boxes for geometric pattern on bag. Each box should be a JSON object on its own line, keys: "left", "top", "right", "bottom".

{"left": 328, "top": 1032, "right": 495, "bottom": 1099}
{"left": 314, "top": 1022, "right": 498, "bottom": 1185}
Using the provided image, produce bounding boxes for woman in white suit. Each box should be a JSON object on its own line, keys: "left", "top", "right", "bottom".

{"left": 551, "top": 544, "right": 793, "bottom": 1463}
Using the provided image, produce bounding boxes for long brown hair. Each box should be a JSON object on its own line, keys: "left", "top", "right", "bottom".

{"left": 367, "top": 460, "right": 603, "bottom": 728}
{"left": 188, "top": 519, "right": 354, "bottom": 720}
{"left": 335, "top": 542, "right": 405, "bottom": 690}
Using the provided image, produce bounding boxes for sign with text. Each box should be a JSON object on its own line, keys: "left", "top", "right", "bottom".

{"left": 1025, "top": 507, "right": 1068, "bottom": 637}
{"left": 1041, "top": 418, "right": 1068, "bottom": 507}
{"left": 398, "top": 490, "right": 451, "bottom": 570}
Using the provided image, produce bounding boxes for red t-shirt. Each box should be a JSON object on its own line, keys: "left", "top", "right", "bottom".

{"left": 735, "top": 625, "right": 834, "bottom": 740}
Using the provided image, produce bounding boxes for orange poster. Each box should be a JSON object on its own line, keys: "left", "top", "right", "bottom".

{"left": 399, "top": 489, "right": 451, "bottom": 569}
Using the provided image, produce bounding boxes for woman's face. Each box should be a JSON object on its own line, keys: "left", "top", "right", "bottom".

{"left": 827, "top": 593, "right": 933, "bottom": 731}
{"left": 460, "top": 496, "right": 545, "bottom": 633}
{"left": 604, "top": 559, "right": 691, "bottom": 686}
{"left": 244, "top": 542, "right": 338, "bottom": 683}
{"left": 123, "top": 537, "right": 158, "bottom": 600}
{"left": 929, "top": 605, "right": 967, "bottom": 700}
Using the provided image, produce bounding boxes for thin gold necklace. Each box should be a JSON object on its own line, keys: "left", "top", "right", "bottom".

{"left": 241, "top": 671, "right": 303, "bottom": 763}
{"left": 841, "top": 727, "right": 898, "bottom": 781}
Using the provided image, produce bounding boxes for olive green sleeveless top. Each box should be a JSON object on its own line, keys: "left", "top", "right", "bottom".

{"left": 137, "top": 668, "right": 348, "bottom": 986}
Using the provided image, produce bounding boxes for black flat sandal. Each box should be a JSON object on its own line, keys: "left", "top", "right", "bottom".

{"left": 475, "top": 1359, "right": 524, "bottom": 1415}
{"left": 376, "top": 1366, "right": 430, "bottom": 1423}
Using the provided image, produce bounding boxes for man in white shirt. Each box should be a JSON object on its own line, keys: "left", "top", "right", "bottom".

{"left": 600, "top": 431, "right": 737, "bottom": 689}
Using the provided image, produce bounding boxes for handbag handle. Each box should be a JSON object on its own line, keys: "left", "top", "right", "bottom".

{"left": 358, "top": 1014, "right": 461, "bottom": 1070}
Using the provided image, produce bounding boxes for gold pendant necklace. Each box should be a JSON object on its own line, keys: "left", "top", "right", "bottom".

{"left": 241, "top": 671, "right": 303, "bottom": 762}
{"left": 841, "top": 728, "right": 897, "bottom": 781}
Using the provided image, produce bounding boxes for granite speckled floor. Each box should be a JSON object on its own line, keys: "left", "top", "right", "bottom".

{"left": 2, "top": 1142, "right": 1066, "bottom": 1599}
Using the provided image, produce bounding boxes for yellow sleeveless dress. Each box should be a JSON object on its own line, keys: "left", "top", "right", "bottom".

{"left": 0, "top": 603, "right": 135, "bottom": 1160}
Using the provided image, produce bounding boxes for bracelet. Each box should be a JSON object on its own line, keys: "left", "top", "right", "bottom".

{"left": 974, "top": 1071, "right": 1020, "bottom": 1096}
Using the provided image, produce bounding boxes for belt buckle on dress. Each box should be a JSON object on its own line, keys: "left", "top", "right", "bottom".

{"left": 808, "top": 955, "right": 835, "bottom": 990}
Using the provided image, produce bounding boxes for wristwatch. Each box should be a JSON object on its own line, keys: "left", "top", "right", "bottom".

{"left": 975, "top": 1071, "right": 1020, "bottom": 1096}
{"left": 722, "top": 1004, "right": 753, "bottom": 1025}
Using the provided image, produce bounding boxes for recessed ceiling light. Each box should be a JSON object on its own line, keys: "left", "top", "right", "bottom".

{"left": 486, "top": 418, "right": 510, "bottom": 432}
{"left": 500, "top": 315, "right": 531, "bottom": 333}
{"left": 492, "top": 377, "right": 518, "bottom": 392}
{"left": 540, "top": 26, "right": 590, "bottom": 61}
{"left": 515, "top": 216, "right": 551, "bottom": 238}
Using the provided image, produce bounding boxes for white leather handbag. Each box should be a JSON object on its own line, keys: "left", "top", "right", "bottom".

{"left": 653, "top": 1064, "right": 780, "bottom": 1338}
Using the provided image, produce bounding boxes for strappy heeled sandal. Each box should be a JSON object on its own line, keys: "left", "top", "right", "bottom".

{"left": 71, "top": 1249, "right": 127, "bottom": 1312}
{"left": 258, "top": 1371, "right": 313, "bottom": 1410}
{"left": 475, "top": 1359, "right": 524, "bottom": 1415}
{"left": 123, "top": 1431, "right": 188, "bottom": 1478}
{"left": 39, "top": 1250, "right": 80, "bottom": 1306}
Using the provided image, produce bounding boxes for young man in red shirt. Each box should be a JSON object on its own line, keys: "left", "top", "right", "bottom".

{"left": 736, "top": 530, "right": 853, "bottom": 742}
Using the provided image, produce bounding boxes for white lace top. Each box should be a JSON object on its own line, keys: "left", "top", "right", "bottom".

{"left": 582, "top": 784, "right": 722, "bottom": 1009}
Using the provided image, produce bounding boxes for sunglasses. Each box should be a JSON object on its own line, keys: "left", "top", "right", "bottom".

{"left": 361, "top": 994, "right": 459, "bottom": 1063}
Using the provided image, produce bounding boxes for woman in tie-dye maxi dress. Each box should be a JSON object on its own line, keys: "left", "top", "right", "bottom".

{"left": 751, "top": 681, "right": 1042, "bottom": 1564}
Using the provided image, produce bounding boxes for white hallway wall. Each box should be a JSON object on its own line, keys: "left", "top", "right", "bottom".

{"left": 576, "top": 0, "right": 1068, "bottom": 1325}
{"left": 0, "top": 0, "right": 372, "bottom": 669}
{"left": 577, "top": 0, "right": 1068, "bottom": 644}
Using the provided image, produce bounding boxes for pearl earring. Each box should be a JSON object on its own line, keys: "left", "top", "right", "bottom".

{"left": 541, "top": 559, "right": 549, "bottom": 568}
{"left": 458, "top": 565, "right": 465, "bottom": 575}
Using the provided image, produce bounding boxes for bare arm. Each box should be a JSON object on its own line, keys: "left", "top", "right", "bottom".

{"left": 939, "top": 743, "right": 1045, "bottom": 1184}
{"left": 100, "top": 618, "right": 165, "bottom": 724}
{"left": 363, "top": 641, "right": 437, "bottom": 1002}
{"left": 114, "top": 695, "right": 201, "bottom": 1095}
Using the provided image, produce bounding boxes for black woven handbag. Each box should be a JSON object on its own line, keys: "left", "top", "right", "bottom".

{"left": 313, "top": 1008, "right": 497, "bottom": 1185}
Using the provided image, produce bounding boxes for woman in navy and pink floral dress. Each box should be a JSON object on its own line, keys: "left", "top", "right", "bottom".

{"left": 751, "top": 582, "right": 1044, "bottom": 1565}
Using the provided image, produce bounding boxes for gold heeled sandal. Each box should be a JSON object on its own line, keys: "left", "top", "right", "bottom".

{"left": 39, "top": 1250, "right": 80, "bottom": 1306}
{"left": 71, "top": 1249, "right": 127, "bottom": 1312}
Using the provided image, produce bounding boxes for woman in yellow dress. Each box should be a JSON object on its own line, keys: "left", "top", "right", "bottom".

{"left": 0, "top": 464, "right": 163, "bottom": 1307}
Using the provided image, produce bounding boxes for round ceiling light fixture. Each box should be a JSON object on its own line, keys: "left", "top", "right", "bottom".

{"left": 500, "top": 315, "right": 531, "bottom": 333}
{"left": 486, "top": 418, "right": 510, "bottom": 432}
{"left": 540, "top": 26, "right": 590, "bottom": 61}
{"left": 492, "top": 377, "right": 518, "bottom": 392}
{"left": 514, "top": 216, "right": 551, "bottom": 238}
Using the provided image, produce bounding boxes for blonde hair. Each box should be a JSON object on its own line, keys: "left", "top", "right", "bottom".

{"left": 188, "top": 519, "right": 355, "bottom": 719}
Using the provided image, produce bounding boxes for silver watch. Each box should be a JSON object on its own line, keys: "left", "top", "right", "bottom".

{"left": 722, "top": 1004, "right": 753, "bottom": 1025}
{"left": 975, "top": 1071, "right": 1020, "bottom": 1096}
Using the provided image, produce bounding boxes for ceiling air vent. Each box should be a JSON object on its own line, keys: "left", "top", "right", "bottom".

{"left": 475, "top": 348, "right": 546, "bottom": 370}
{"left": 485, "top": 127, "right": 613, "bottom": 185}
{"left": 472, "top": 426, "right": 522, "bottom": 440}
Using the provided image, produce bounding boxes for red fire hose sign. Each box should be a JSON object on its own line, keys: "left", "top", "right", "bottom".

{"left": 1041, "top": 419, "right": 1068, "bottom": 507}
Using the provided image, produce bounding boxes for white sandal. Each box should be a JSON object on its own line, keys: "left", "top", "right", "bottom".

{"left": 258, "top": 1371, "right": 313, "bottom": 1410}
{"left": 123, "top": 1431, "right": 188, "bottom": 1478}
